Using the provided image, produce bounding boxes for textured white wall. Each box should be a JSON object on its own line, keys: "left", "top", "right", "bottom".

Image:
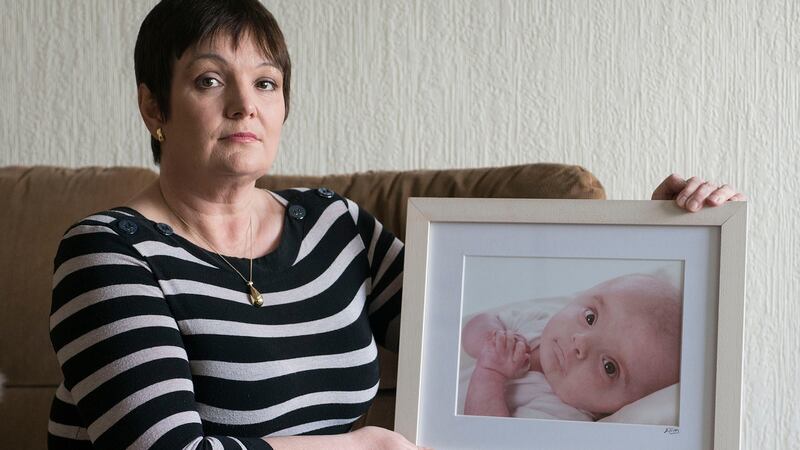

{"left": 2, "top": 0, "right": 798, "bottom": 447}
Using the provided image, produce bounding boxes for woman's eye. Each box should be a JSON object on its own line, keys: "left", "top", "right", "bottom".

{"left": 603, "top": 359, "right": 618, "bottom": 376}
{"left": 584, "top": 310, "right": 596, "bottom": 325}
{"left": 197, "top": 77, "right": 221, "bottom": 89}
{"left": 256, "top": 80, "right": 276, "bottom": 91}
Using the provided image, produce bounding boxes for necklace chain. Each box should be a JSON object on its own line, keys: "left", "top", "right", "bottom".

{"left": 159, "top": 188, "right": 264, "bottom": 307}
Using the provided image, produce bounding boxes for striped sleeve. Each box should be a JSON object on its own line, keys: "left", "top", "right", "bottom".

{"left": 48, "top": 217, "right": 272, "bottom": 450}
{"left": 345, "top": 198, "right": 404, "bottom": 351}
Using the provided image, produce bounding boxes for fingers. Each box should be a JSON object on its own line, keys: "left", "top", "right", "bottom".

{"left": 651, "top": 173, "right": 687, "bottom": 200}
{"left": 512, "top": 339, "right": 529, "bottom": 365}
{"left": 730, "top": 193, "right": 747, "bottom": 201}
{"left": 706, "top": 184, "right": 747, "bottom": 205}
{"left": 706, "top": 184, "right": 734, "bottom": 205}
{"left": 489, "top": 329, "right": 504, "bottom": 350}
{"left": 486, "top": 330, "right": 527, "bottom": 356}
{"left": 683, "top": 180, "right": 718, "bottom": 211}
{"left": 677, "top": 179, "right": 746, "bottom": 211}
{"left": 659, "top": 173, "right": 746, "bottom": 212}
{"left": 675, "top": 176, "right": 704, "bottom": 209}
{"left": 478, "top": 330, "right": 531, "bottom": 378}
{"left": 497, "top": 331, "right": 514, "bottom": 353}
{"left": 484, "top": 330, "right": 502, "bottom": 353}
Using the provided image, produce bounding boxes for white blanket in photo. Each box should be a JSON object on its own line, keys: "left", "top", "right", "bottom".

{"left": 506, "top": 370, "right": 594, "bottom": 421}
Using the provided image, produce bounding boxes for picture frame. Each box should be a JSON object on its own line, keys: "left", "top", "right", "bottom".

{"left": 395, "top": 198, "right": 746, "bottom": 450}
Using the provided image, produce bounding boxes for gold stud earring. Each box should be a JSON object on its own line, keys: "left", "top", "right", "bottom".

{"left": 156, "top": 128, "right": 165, "bottom": 143}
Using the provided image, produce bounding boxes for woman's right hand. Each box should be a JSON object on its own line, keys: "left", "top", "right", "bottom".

{"left": 348, "top": 426, "right": 432, "bottom": 450}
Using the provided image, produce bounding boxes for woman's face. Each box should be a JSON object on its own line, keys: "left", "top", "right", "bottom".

{"left": 159, "top": 32, "right": 285, "bottom": 181}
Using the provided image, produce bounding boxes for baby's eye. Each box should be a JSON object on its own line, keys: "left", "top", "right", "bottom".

{"left": 603, "top": 358, "right": 618, "bottom": 377}
{"left": 197, "top": 76, "right": 221, "bottom": 89}
{"left": 584, "top": 310, "right": 596, "bottom": 325}
{"left": 256, "top": 79, "right": 276, "bottom": 91}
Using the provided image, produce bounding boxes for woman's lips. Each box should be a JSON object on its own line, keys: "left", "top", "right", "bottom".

{"left": 222, "top": 132, "right": 259, "bottom": 143}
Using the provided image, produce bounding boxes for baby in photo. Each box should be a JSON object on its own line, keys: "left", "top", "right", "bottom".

{"left": 460, "top": 273, "right": 682, "bottom": 421}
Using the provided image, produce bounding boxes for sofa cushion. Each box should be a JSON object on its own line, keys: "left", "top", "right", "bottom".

{"left": 1, "top": 166, "right": 158, "bottom": 386}
{"left": 0, "top": 387, "right": 55, "bottom": 450}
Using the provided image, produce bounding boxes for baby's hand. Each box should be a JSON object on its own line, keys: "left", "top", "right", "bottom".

{"left": 476, "top": 330, "right": 530, "bottom": 379}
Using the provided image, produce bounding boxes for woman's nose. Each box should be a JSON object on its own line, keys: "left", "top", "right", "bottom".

{"left": 225, "top": 82, "right": 257, "bottom": 119}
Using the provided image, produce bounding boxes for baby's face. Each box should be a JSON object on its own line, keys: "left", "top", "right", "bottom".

{"left": 538, "top": 277, "right": 681, "bottom": 414}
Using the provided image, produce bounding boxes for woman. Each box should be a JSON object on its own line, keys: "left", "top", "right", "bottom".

{"left": 47, "top": 1, "right": 743, "bottom": 449}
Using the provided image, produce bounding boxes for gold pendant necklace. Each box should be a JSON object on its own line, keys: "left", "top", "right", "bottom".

{"left": 160, "top": 188, "right": 264, "bottom": 307}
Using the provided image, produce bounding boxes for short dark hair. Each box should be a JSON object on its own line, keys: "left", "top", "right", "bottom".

{"left": 134, "top": 0, "right": 291, "bottom": 164}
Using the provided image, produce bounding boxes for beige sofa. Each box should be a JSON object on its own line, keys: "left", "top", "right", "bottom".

{"left": 0, "top": 163, "right": 605, "bottom": 449}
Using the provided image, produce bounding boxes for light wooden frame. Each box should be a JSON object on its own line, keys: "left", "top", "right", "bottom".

{"left": 395, "top": 198, "right": 746, "bottom": 450}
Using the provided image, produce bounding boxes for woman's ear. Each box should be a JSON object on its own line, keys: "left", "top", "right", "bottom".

{"left": 138, "top": 83, "right": 164, "bottom": 135}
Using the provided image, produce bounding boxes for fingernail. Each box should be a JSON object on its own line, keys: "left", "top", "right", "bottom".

{"left": 676, "top": 195, "right": 686, "bottom": 206}
{"left": 711, "top": 195, "right": 722, "bottom": 203}
{"left": 688, "top": 200, "right": 699, "bottom": 210}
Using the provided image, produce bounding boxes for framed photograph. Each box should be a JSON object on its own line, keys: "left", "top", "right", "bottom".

{"left": 395, "top": 199, "right": 746, "bottom": 450}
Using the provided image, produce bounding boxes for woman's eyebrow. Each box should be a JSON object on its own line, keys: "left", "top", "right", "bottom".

{"left": 189, "top": 53, "right": 228, "bottom": 68}
{"left": 188, "top": 53, "right": 279, "bottom": 70}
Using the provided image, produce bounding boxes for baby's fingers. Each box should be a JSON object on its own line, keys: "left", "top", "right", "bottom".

{"left": 490, "top": 330, "right": 509, "bottom": 352}
{"left": 489, "top": 330, "right": 505, "bottom": 352}
{"left": 512, "top": 340, "right": 529, "bottom": 364}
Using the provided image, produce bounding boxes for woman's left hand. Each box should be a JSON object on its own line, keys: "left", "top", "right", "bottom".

{"left": 651, "top": 174, "right": 746, "bottom": 212}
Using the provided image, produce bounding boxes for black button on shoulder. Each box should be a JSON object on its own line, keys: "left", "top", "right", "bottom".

{"left": 316, "top": 187, "right": 335, "bottom": 199}
{"left": 155, "top": 222, "right": 174, "bottom": 236}
{"left": 117, "top": 219, "right": 138, "bottom": 235}
{"left": 288, "top": 204, "right": 307, "bottom": 220}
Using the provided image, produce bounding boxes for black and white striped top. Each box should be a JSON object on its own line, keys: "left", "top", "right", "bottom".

{"left": 47, "top": 188, "right": 404, "bottom": 450}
